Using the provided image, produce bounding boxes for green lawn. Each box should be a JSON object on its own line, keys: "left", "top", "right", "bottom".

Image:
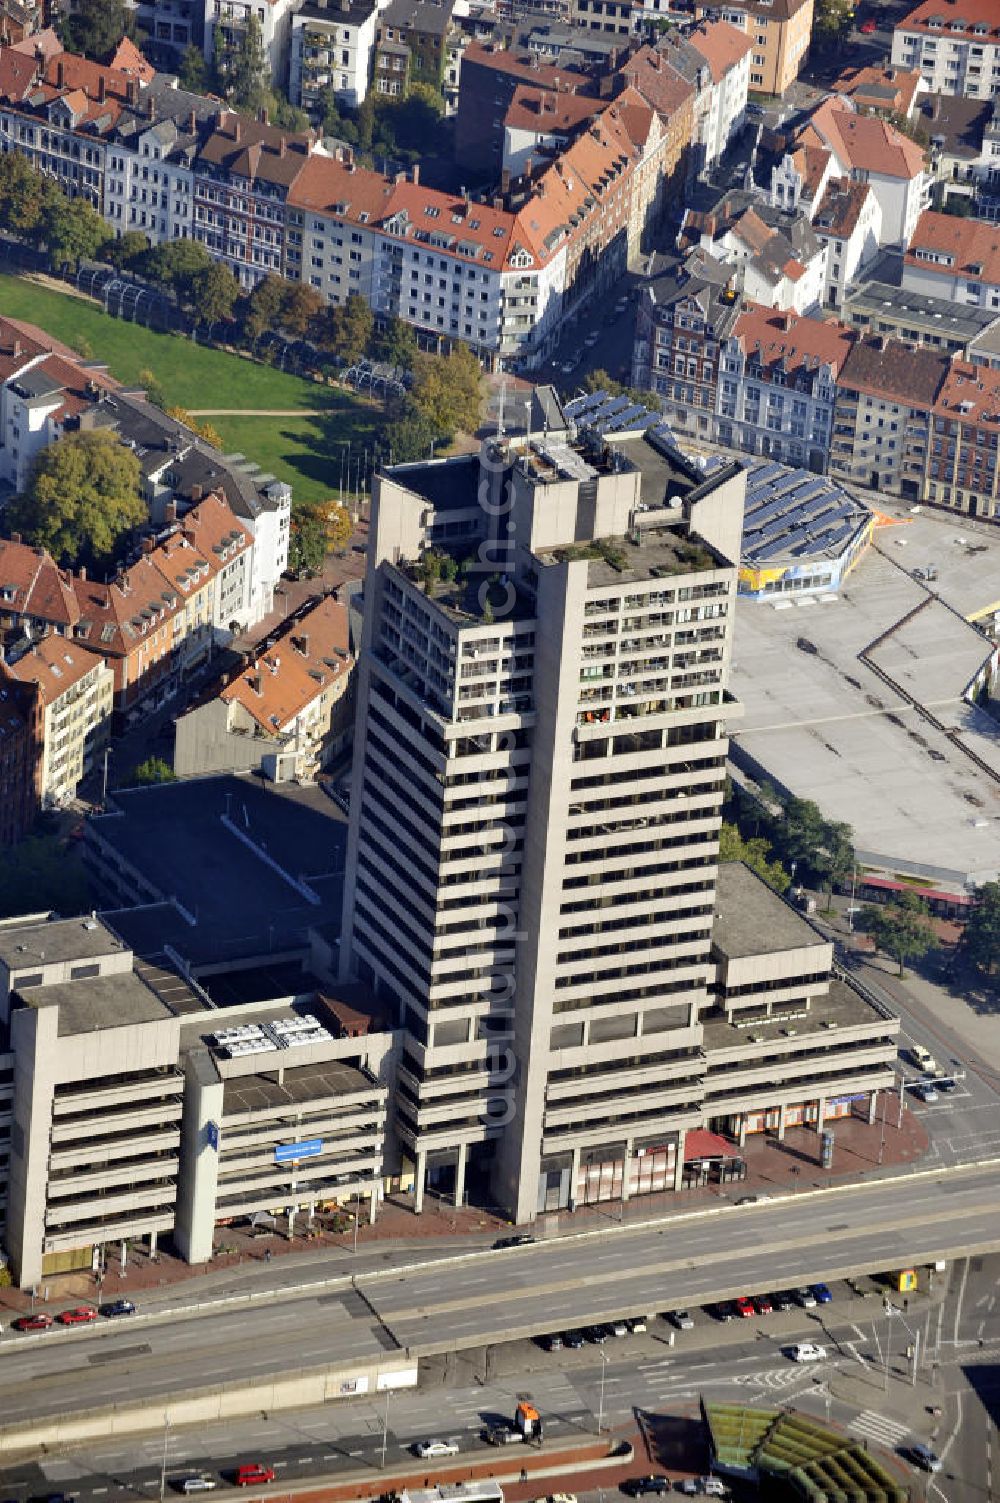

{"left": 0, "top": 273, "right": 383, "bottom": 504}
{"left": 0, "top": 275, "right": 332, "bottom": 411}
{"left": 210, "top": 405, "right": 385, "bottom": 508}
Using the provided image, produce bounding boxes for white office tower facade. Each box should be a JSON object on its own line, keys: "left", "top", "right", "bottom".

{"left": 341, "top": 406, "right": 746, "bottom": 1223}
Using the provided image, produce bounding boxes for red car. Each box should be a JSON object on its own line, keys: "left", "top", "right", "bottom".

{"left": 735, "top": 1297, "right": 755, "bottom": 1319}
{"left": 234, "top": 1465, "right": 275, "bottom": 1487}
{"left": 58, "top": 1306, "right": 98, "bottom": 1326}
{"left": 859, "top": 18, "right": 877, "bottom": 31}
{"left": 12, "top": 1313, "right": 53, "bottom": 1332}
{"left": 754, "top": 1294, "right": 774, "bottom": 1315}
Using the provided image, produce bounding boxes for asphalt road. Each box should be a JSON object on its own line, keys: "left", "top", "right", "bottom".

{"left": 5, "top": 1163, "right": 1000, "bottom": 1434}
{"left": 7, "top": 1258, "right": 1000, "bottom": 1503}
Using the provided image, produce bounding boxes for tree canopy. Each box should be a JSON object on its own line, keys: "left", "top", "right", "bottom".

{"left": 215, "top": 15, "right": 272, "bottom": 117}
{"left": 132, "top": 756, "right": 178, "bottom": 785}
{"left": 313, "top": 293, "right": 375, "bottom": 365}
{"left": 410, "top": 346, "right": 483, "bottom": 439}
{"left": 61, "top": 0, "right": 136, "bottom": 60}
{"left": 962, "top": 881, "right": 1000, "bottom": 976}
{"left": 375, "top": 315, "right": 419, "bottom": 370}
{"left": 287, "top": 507, "right": 328, "bottom": 577}
{"left": 857, "top": 891, "right": 935, "bottom": 976}
{"left": 9, "top": 430, "right": 145, "bottom": 565}
{"left": 718, "top": 822, "right": 791, "bottom": 893}
{"left": 189, "top": 261, "right": 240, "bottom": 327}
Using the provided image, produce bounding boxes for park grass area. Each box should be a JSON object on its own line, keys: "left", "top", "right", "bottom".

{"left": 210, "top": 402, "right": 384, "bottom": 507}
{"left": 0, "top": 273, "right": 335, "bottom": 414}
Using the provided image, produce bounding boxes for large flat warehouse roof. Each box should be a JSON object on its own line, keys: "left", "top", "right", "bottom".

{"left": 730, "top": 520, "right": 1000, "bottom": 886}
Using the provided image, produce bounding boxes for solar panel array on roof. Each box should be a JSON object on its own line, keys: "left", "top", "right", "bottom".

{"left": 741, "top": 458, "right": 867, "bottom": 566}
{"left": 566, "top": 390, "right": 664, "bottom": 436}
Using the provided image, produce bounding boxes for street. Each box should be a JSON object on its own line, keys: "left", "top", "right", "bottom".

{"left": 3, "top": 1256, "right": 998, "bottom": 1503}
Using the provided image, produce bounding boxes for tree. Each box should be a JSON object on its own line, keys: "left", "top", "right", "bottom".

{"left": 718, "top": 822, "right": 791, "bottom": 893}
{"left": 40, "top": 193, "right": 108, "bottom": 271}
{"left": 178, "top": 44, "right": 209, "bottom": 93}
{"left": 384, "top": 404, "right": 437, "bottom": 464}
{"left": 100, "top": 229, "right": 150, "bottom": 272}
{"left": 138, "top": 367, "right": 166, "bottom": 409}
{"left": 61, "top": 0, "right": 135, "bottom": 60}
{"left": 857, "top": 891, "right": 935, "bottom": 976}
{"left": 190, "top": 261, "right": 240, "bottom": 327}
{"left": 280, "top": 281, "right": 324, "bottom": 337}
{"left": 165, "top": 407, "right": 224, "bottom": 447}
{"left": 217, "top": 13, "right": 272, "bottom": 117}
{"left": 132, "top": 756, "right": 178, "bottom": 785}
{"left": 812, "top": 0, "right": 854, "bottom": 49}
{"left": 963, "top": 882, "right": 1000, "bottom": 976}
{"left": 410, "top": 345, "right": 483, "bottom": 439}
{"left": 9, "top": 430, "right": 144, "bottom": 565}
{"left": 318, "top": 500, "right": 352, "bottom": 552}
{"left": 356, "top": 93, "right": 375, "bottom": 152}
{"left": 0, "top": 151, "right": 51, "bottom": 238}
{"left": 271, "top": 91, "right": 309, "bottom": 133}
{"left": 243, "top": 274, "right": 286, "bottom": 342}
{"left": 143, "top": 238, "right": 213, "bottom": 303}
{"left": 374, "top": 315, "right": 418, "bottom": 370}
{"left": 313, "top": 293, "right": 374, "bottom": 364}
{"left": 0, "top": 834, "right": 89, "bottom": 918}
{"left": 287, "top": 507, "right": 328, "bottom": 577}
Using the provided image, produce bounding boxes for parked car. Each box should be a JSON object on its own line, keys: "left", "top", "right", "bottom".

{"left": 916, "top": 1082, "right": 939, "bottom": 1103}
{"left": 627, "top": 1316, "right": 648, "bottom": 1334}
{"left": 709, "top": 1302, "right": 737, "bottom": 1322}
{"left": 787, "top": 1343, "right": 827, "bottom": 1363}
{"left": 668, "top": 1309, "right": 695, "bottom": 1330}
{"left": 906, "top": 1443, "right": 942, "bottom": 1473}
{"left": 674, "top": 1480, "right": 727, "bottom": 1498}
{"left": 563, "top": 1329, "right": 585, "bottom": 1349}
{"left": 794, "top": 1287, "right": 817, "bottom": 1308}
{"left": 610, "top": 1318, "right": 629, "bottom": 1337}
{"left": 753, "top": 1294, "right": 773, "bottom": 1315}
{"left": 621, "top": 1477, "right": 671, "bottom": 1497}
{"left": 584, "top": 1324, "right": 610, "bottom": 1343}
{"left": 493, "top": 1234, "right": 535, "bottom": 1250}
{"left": 735, "top": 1296, "right": 755, "bottom": 1318}
{"left": 12, "top": 1314, "right": 52, "bottom": 1332}
{"left": 99, "top": 1299, "right": 136, "bottom": 1319}
{"left": 859, "top": 17, "right": 877, "bottom": 31}
{"left": 771, "top": 1291, "right": 795, "bottom": 1312}
{"left": 176, "top": 1478, "right": 217, "bottom": 1494}
{"left": 811, "top": 1284, "right": 833, "bottom": 1304}
{"left": 543, "top": 1332, "right": 564, "bottom": 1352}
{"left": 234, "top": 1465, "right": 274, "bottom": 1487}
{"left": 413, "top": 1440, "right": 459, "bottom": 1459}
{"left": 57, "top": 1307, "right": 97, "bottom": 1326}
{"left": 482, "top": 1423, "right": 522, "bottom": 1447}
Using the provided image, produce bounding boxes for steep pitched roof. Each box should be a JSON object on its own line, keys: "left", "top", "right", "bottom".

{"left": 621, "top": 44, "right": 696, "bottom": 120}
{"left": 838, "top": 334, "right": 949, "bottom": 405}
{"left": 221, "top": 594, "right": 351, "bottom": 735}
{"left": 803, "top": 96, "right": 926, "bottom": 181}
{"left": 0, "top": 538, "right": 80, "bottom": 630}
{"left": 731, "top": 302, "right": 856, "bottom": 377}
{"left": 904, "top": 209, "right": 1000, "bottom": 287}
{"left": 4, "top": 634, "right": 105, "bottom": 706}
{"left": 833, "top": 64, "right": 923, "bottom": 118}
{"left": 686, "top": 18, "right": 753, "bottom": 84}
{"left": 108, "top": 36, "right": 155, "bottom": 84}
{"left": 933, "top": 359, "right": 1000, "bottom": 432}
{"left": 504, "top": 83, "right": 603, "bottom": 136}
{"left": 812, "top": 178, "right": 875, "bottom": 241}
{"left": 896, "top": 0, "right": 1000, "bottom": 38}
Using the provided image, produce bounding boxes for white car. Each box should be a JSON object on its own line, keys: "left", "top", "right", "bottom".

{"left": 668, "top": 1309, "right": 695, "bottom": 1329}
{"left": 413, "top": 1440, "right": 459, "bottom": 1459}
{"left": 545, "top": 1495, "right": 578, "bottom": 1503}
{"left": 788, "top": 1342, "right": 827, "bottom": 1363}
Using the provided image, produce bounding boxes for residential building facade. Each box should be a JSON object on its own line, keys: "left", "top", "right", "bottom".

{"left": 902, "top": 208, "right": 1000, "bottom": 309}
{"left": 290, "top": 0, "right": 381, "bottom": 111}
{"left": 794, "top": 95, "right": 929, "bottom": 248}
{"left": 694, "top": 0, "right": 813, "bottom": 97}
{"left": 829, "top": 334, "right": 948, "bottom": 500}
{"left": 0, "top": 675, "right": 41, "bottom": 845}
{"left": 632, "top": 253, "right": 742, "bottom": 438}
{"left": 715, "top": 303, "right": 854, "bottom": 471}
{"left": 890, "top": 0, "right": 1000, "bottom": 101}
{"left": 1, "top": 637, "right": 113, "bottom": 807}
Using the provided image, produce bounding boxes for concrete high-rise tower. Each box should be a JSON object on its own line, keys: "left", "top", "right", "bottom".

{"left": 341, "top": 400, "right": 748, "bottom": 1222}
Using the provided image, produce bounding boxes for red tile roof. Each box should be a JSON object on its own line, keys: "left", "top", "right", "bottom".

{"left": 896, "top": 0, "right": 1000, "bottom": 38}
{"left": 221, "top": 594, "right": 351, "bottom": 734}
{"left": 108, "top": 36, "right": 155, "bottom": 84}
{"left": 732, "top": 303, "right": 856, "bottom": 376}
{"left": 621, "top": 44, "right": 696, "bottom": 120}
{"left": 4, "top": 634, "right": 106, "bottom": 706}
{"left": 802, "top": 97, "right": 926, "bottom": 180}
{"left": 813, "top": 177, "right": 874, "bottom": 241}
{"left": 838, "top": 334, "right": 949, "bottom": 405}
{"left": 833, "top": 64, "right": 923, "bottom": 118}
{"left": 0, "top": 538, "right": 81, "bottom": 630}
{"left": 904, "top": 209, "right": 1000, "bottom": 288}
{"left": 504, "top": 84, "right": 604, "bottom": 136}
{"left": 933, "top": 360, "right": 1000, "bottom": 432}
{"left": 686, "top": 18, "right": 753, "bottom": 84}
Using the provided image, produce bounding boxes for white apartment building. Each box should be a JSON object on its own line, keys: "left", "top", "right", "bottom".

{"left": 104, "top": 118, "right": 199, "bottom": 242}
{"left": 715, "top": 303, "right": 853, "bottom": 470}
{"left": 771, "top": 151, "right": 882, "bottom": 309}
{"left": 290, "top": 0, "right": 381, "bottom": 110}
{"left": 204, "top": 0, "right": 302, "bottom": 86}
{"left": 902, "top": 208, "right": 1000, "bottom": 309}
{"left": 891, "top": 0, "right": 1000, "bottom": 101}
{"left": 686, "top": 19, "right": 752, "bottom": 169}
{"left": 1, "top": 638, "right": 113, "bottom": 807}
{"left": 796, "top": 97, "right": 929, "bottom": 248}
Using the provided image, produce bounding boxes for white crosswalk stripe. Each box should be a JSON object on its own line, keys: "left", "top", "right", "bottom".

{"left": 848, "top": 1410, "right": 912, "bottom": 1447}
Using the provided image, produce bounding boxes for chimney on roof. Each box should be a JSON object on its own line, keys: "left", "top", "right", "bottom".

{"left": 500, "top": 166, "right": 511, "bottom": 193}
{"left": 492, "top": 194, "right": 504, "bottom": 209}
{"left": 79, "top": 565, "right": 86, "bottom": 581}
{"left": 56, "top": 58, "right": 64, "bottom": 88}
{"left": 10, "top": 532, "right": 20, "bottom": 545}
{"left": 12, "top": 338, "right": 20, "bottom": 358}
{"left": 189, "top": 108, "right": 197, "bottom": 132}
{"left": 127, "top": 77, "right": 139, "bottom": 106}
{"left": 279, "top": 137, "right": 286, "bottom": 157}
{"left": 97, "top": 74, "right": 106, "bottom": 104}
{"left": 296, "top": 633, "right": 310, "bottom": 656}
{"left": 412, "top": 163, "right": 419, "bottom": 185}
{"left": 249, "top": 672, "right": 263, "bottom": 696}
{"left": 142, "top": 535, "right": 155, "bottom": 555}
{"left": 232, "top": 115, "right": 241, "bottom": 142}
{"left": 190, "top": 483, "right": 203, "bottom": 502}
{"left": 148, "top": 93, "right": 156, "bottom": 121}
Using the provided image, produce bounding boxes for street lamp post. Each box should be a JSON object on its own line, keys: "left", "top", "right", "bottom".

{"left": 380, "top": 1387, "right": 390, "bottom": 1469}
{"left": 159, "top": 1414, "right": 170, "bottom": 1502}
{"left": 597, "top": 1349, "right": 608, "bottom": 1435}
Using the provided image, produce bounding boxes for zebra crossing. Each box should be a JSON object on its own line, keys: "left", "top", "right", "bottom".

{"left": 847, "top": 1409, "right": 912, "bottom": 1449}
